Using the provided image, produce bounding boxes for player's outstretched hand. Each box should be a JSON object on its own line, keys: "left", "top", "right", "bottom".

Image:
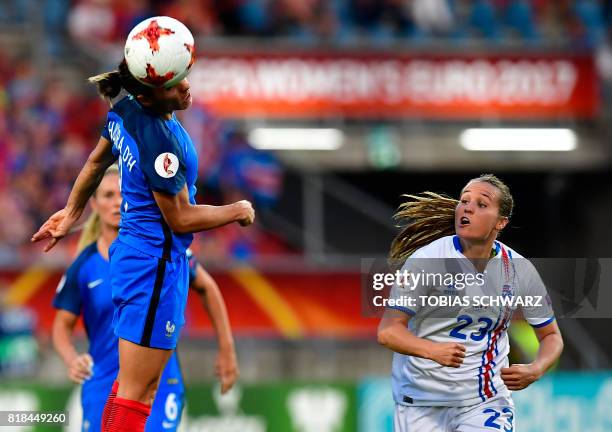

{"left": 429, "top": 342, "right": 466, "bottom": 368}
{"left": 67, "top": 353, "right": 94, "bottom": 384}
{"left": 233, "top": 200, "right": 255, "bottom": 227}
{"left": 501, "top": 363, "right": 541, "bottom": 390}
{"left": 216, "top": 347, "right": 239, "bottom": 394}
{"left": 31, "top": 208, "right": 82, "bottom": 252}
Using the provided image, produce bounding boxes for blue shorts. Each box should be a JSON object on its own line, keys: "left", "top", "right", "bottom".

{"left": 109, "top": 239, "right": 189, "bottom": 349}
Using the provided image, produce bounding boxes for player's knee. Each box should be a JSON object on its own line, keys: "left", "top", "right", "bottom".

{"left": 135, "top": 383, "right": 159, "bottom": 405}
{"left": 120, "top": 375, "right": 160, "bottom": 404}
{"left": 147, "top": 378, "right": 162, "bottom": 400}
{"left": 148, "top": 388, "right": 158, "bottom": 405}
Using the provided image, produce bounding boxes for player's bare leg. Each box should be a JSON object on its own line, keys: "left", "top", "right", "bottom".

{"left": 103, "top": 338, "right": 173, "bottom": 431}
{"left": 117, "top": 338, "right": 173, "bottom": 404}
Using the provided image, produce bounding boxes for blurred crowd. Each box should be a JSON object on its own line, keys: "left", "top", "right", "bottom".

{"left": 0, "top": 53, "right": 99, "bottom": 263}
{"left": 0, "top": 46, "right": 285, "bottom": 264}
{"left": 2, "top": 0, "right": 612, "bottom": 50}
{"left": 2, "top": 0, "right": 612, "bottom": 264}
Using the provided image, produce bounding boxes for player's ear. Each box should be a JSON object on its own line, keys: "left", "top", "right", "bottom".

{"left": 496, "top": 216, "right": 508, "bottom": 231}
{"left": 136, "top": 93, "right": 153, "bottom": 107}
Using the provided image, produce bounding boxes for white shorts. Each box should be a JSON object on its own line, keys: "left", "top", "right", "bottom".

{"left": 394, "top": 395, "right": 514, "bottom": 432}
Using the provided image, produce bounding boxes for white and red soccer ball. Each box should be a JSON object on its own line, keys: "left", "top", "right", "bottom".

{"left": 124, "top": 16, "right": 195, "bottom": 88}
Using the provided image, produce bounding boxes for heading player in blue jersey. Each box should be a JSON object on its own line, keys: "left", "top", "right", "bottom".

{"left": 32, "top": 26, "right": 254, "bottom": 432}
{"left": 52, "top": 166, "right": 238, "bottom": 432}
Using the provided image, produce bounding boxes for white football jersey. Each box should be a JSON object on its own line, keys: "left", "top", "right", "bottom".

{"left": 388, "top": 235, "right": 554, "bottom": 407}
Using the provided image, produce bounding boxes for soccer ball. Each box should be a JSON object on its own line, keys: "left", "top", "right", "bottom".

{"left": 124, "top": 16, "right": 195, "bottom": 88}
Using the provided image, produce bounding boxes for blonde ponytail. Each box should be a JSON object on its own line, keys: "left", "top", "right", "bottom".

{"left": 75, "top": 164, "right": 120, "bottom": 254}
{"left": 76, "top": 212, "right": 101, "bottom": 254}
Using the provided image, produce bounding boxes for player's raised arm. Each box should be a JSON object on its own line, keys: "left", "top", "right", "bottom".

{"left": 31, "top": 136, "right": 117, "bottom": 251}
{"left": 377, "top": 308, "right": 466, "bottom": 368}
{"left": 189, "top": 263, "right": 238, "bottom": 394}
{"left": 153, "top": 186, "right": 254, "bottom": 234}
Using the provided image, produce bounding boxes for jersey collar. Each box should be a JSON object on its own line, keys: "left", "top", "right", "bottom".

{"left": 453, "top": 235, "right": 501, "bottom": 258}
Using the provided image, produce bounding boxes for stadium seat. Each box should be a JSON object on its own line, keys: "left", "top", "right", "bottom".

{"left": 574, "top": 0, "right": 606, "bottom": 46}
{"left": 469, "top": 0, "right": 502, "bottom": 40}
{"left": 504, "top": 0, "right": 539, "bottom": 42}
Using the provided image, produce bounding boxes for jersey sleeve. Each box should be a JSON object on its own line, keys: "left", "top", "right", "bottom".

{"left": 101, "top": 119, "right": 111, "bottom": 141}
{"left": 138, "top": 121, "right": 187, "bottom": 195}
{"left": 101, "top": 113, "right": 120, "bottom": 158}
{"left": 186, "top": 248, "right": 200, "bottom": 285}
{"left": 518, "top": 259, "right": 556, "bottom": 328}
{"left": 52, "top": 264, "right": 83, "bottom": 316}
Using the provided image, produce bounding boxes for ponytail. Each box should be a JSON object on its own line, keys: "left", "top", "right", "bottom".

{"left": 76, "top": 212, "right": 101, "bottom": 254}
{"left": 88, "top": 59, "right": 152, "bottom": 106}
{"left": 88, "top": 71, "right": 122, "bottom": 103}
{"left": 389, "top": 192, "right": 458, "bottom": 263}
{"left": 75, "top": 164, "right": 120, "bottom": 254}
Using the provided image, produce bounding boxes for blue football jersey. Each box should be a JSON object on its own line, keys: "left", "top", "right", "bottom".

{"left": 101, "top": 96, "right": 199, "bottom": 261}
{"left": 53, "top": 243, "right": 118, "bottom": 385}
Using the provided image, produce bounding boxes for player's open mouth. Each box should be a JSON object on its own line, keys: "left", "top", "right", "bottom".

{"left": 460, "top": 217, "right": 470, "bottom": 226}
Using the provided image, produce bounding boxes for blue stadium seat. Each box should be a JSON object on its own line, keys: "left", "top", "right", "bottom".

{"left": 574, "top": 0, "right": 606, "bottom": 46}
{"left": 238, "top": 0, "right": 271, "bottom": 34}
{"left": 469, "top": 0, "right": 501, "bottom": 40}
{"left": 504, "top": 0, "right": 539, "bottom": 41}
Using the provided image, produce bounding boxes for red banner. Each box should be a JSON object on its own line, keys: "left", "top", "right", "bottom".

{"left": 3, "top": 270, "right": 377, "bottom": 338}
{"left": 190, "top": 52, "right": 598, "bottom": 119}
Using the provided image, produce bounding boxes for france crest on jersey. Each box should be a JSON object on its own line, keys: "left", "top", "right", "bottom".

{"left": 101, "top": 96, "right": 198, "bottom": 261}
